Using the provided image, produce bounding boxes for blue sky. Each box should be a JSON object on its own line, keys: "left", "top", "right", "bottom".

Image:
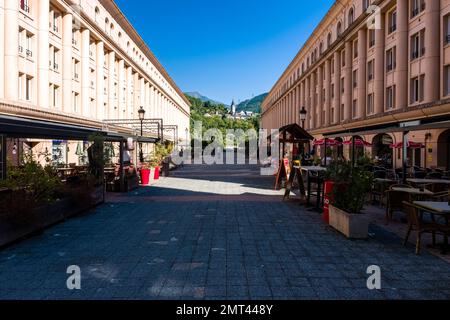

{"left": 115, "top": 0, "right": 334, "bottom": 104}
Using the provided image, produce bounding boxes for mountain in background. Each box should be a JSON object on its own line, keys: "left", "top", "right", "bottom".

{"left": 236, "top": 93, "right": 268, "bottom": 114}
{"left": 184, "top": 92, "right": 228, "bottom": 107}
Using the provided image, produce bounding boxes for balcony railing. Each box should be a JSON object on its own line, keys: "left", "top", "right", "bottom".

{"left": 54, "top": 63, "right": 59, "bottom": 71}
{"left": 53, "top": 25, "right": 58, "bottom": 33}
{"left": 369, "top": 39, "right": 375, "bottom": 47}
{"left": 411, "top": 50, "right": 419, "bottom": 60}
{"left": 18, "top": 45, "right": 24, "bottom": 54}
{"left": 72, "top": 39, "right": 77, "bottom": 46}
{"left": 74, "top": 73, "right": 79, "bottom": 80}
{"left": 368, "top": 74, "right": 374, "bottom": 81}
{"left": 26, "top": 49, "right": 32, "bottom": 57}
{"left": 411, "top": 8, "right": 419, "bottom": 17}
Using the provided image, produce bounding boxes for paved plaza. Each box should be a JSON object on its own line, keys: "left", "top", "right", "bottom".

{"left": 1, "top": 162, "right": 450, "bottom": 300}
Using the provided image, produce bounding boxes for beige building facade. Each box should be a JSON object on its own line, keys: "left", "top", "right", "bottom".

{"left": 0, "top": 0, "right": 190, "bottom": 166}
{"left": 261, "top": 0, "right": 450, "bottom": 170}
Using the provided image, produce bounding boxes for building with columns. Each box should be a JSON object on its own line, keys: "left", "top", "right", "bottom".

{"left": 261, "top": 0, "right": 450, "bottom": 170}
{"left": 0, "top": 0, "right": 190, "bottom": 168}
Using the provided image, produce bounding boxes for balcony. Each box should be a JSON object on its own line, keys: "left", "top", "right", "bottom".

{"left": 369, "top": 40, "right": 375, "bottom": 47}
{"left": 411, "top": 8, "right": 419, "bottom": 17}
{"left": 18, "top": 45, "right": 24, "bottom": 54}
{"left": 53, "top": 25, "right": 59, "bottom": 33}
{"left": 26, "top": 49, "right": 33, "bottom": 58}
{"left": 72, "top": 39, "right": 77, "bottom": 46}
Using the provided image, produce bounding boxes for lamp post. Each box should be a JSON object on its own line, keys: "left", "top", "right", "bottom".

{"left": 300, "top": 106, "right": 307, "bottom": 128}
{"left": 138, "top": 106, "right": 146, "bottom": 163}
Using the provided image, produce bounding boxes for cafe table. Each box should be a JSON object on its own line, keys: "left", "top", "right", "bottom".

{"left": 391, "top": 187, "right": 434, "bottom": 198}
{"left": 300, "top": 166, "right": 327, "bottom": 210}
{"left": 407, "top": 178, "right": 450, "bottom": 185}
{"left": 413, "top": 201, "right": 450, "bottom": 254}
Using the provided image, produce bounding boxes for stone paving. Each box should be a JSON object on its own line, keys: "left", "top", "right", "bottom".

{"left": 1, "top": 163, "right": 450, "bottom": 300}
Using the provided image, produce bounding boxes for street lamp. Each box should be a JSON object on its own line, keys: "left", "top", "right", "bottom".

{"left": 138, "top": 106, "right": 146, "bottom": 163}
{"left": 300, "top": 106, "right": 307, "bottom": 128}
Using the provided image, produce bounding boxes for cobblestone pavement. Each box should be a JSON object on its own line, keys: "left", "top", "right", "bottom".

{"left": 1, "top": 163, "right": 450, "bottom": 300}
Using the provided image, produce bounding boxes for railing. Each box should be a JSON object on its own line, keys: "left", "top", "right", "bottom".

{"left": 368, "top": 74, "right": 374, "bottom": 81}
{"left": 72, "top": 38, "right": 77, "bottom": 46}
{"left": 411, "top": 51, "right": 419, "bottom": 60}
{"left": 53, "top": 25, "right": 58, "bottom": 33}
{"left": 411, "top": 8, "right": 419, "bottom": 17}
{"left": 369, "top": 39, "right": 375, "bottom": 47}
{"left": 74, "top": 73, "right": 79, "bottom": 80}
{"left": 18, "top": 45, "right": 24, "bottom": 54}
{"left": 54, "top": 63, "right": 59, "bottom": 71}
{"left": 26, "top": 49, "right": 32, "bottom": 57}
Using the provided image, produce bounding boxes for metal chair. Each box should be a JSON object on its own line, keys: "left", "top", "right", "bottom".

{"left": 402, "top": 202, "right": 450, "bottom": 255}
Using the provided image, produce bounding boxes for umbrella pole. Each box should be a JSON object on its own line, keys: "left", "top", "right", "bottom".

{"left": 402, "top": 131, "right": 408, "bottom": 184}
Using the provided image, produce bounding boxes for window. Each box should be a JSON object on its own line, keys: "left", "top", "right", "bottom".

{"left": 327, "top": 33, "right": 332, "bottom": 47}
{"left": 388, "top": 10, "right": 397, "bottom": 33}
{"left": 445, "top": 66, "right": 450, "bottom": 96}
{"left": 72, "top": 92, "right": 79, "bottom": 112}
{"left": 341, "top": 78, "right": 345, "bottom": 93}
{"left": 95, "top": 7, "right": 100, "bottom": 23}
{"left": 51, "top": 85, "right": 59, "bottom": 108}
{"left": 445, "top": 14, "right": 450, "bottom": 44}
{"left": 368, "top": 60, "right": 374, "bottom": 80}
{"left": 411, "top": 0, "right": 425, "bottom": 18}
{"left": 25, "top": 33, "right": 33, "bottom": 58}
{"left": 52, "top": 11, "right": 60, "bottom": 33}
{"left": 341, "top": 50, "right": 346, "bottom": 67}
{"left": 20, "top": 0, "right": 30, "bottom": 13}
{"left": 367, "top": 93, "right": 374, "bottom": 114}
{"left": 72, "top": 29, "right": 78, "bottom": 46}
{"left": 353, "top": 40, "right": 358, "bottom": 58}
{"left": 53, "top": 48, "right": 59, "bottom": 71}
{"left": 319, "top": 42, "right": 323, "bottom": 55}
{"left": 348, "top": 8, "right": 354, "bottom": 26}
{"left": 331, "top": 59, "right": 334, "bottom": 73}
{"left": 24, "top": 76, "right": 32, "bottom": 101}
{"left": 337, "top": 21, "right": 342, "bottom": 37}
{"left": 369, "top": 29, "right": 375, "bottom": 47}
{"left": 410, "top": 75, "right": 424, "bottom": 103}
{"left": 73, "top": 59, "right": 79, "bottom": 80}
{"left": 352, "top": 99, "right": 357, "bottom": 118}
{"left": 362, "top": 0, "right": 370, "bottom": 11}
{"left": 411, "top": 30, "right": 425, "bottom": 60}
{"left": 386, "top": 86, "right": 395, "bottom": 110}
{"left": 340, "top": 104, "right": 344, "bottom": 120}
{"left": 353, "top": 70, "right": 358, "bottom": 88}
{"left": 331, "top": 107, "right": 335, "bottom": 122}
{"left": 386, "top": 47, "right": 396, "bottom": 72}
{"left": 331, "top": 84, "right": 335, "bottom": 98}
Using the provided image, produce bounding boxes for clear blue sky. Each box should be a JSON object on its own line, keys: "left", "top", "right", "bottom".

{"left": 115, "top": 0, "right": 334, "bottom": 104}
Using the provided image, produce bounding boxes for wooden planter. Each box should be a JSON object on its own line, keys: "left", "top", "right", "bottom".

{"left": 329, "top": 205, "right": 369, "bottom": 239}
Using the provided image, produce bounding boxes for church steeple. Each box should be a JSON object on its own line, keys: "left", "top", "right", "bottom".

{"left": 230, "top": 99, "right": 236, "bottom": 116}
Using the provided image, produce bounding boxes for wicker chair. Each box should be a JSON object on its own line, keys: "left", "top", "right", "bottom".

{"left": 402, "top": 202, "right": 450, "bottom": 255}
{"left": 385, "top": 190, "right": 412, "bottom": 222}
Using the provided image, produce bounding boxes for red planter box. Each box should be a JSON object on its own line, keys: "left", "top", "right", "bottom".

{"left": 153, "top": 166, "right": 160, "bottom": 180}
{"left": 140, "top": 169, "right": 151, "bottom": 185}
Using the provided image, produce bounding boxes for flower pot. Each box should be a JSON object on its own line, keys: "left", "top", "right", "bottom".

{"left": 140, "top": 169, "right": 151, "bottom": 185}
{"left": 329, "top": 204, "right": 369, "bottom": 239}
{"left": 153, "top": 166, "right": 160, "bottom": 180}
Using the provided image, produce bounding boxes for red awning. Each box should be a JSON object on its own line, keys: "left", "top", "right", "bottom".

{"left": 313, "top": 138, "right": 342, "bottom": 146}
{"left": 343, "top": 139, "right": 372, "bottom": 147}
{"left": 390, "top": 141, "right": 425, "bottom": 149}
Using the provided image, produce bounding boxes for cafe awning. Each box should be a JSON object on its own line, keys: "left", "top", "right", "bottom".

{"left": 279, "top": 123, "right": 314, "bottom": 142}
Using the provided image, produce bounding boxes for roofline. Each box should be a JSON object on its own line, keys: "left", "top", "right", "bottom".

{"left": 100, "top": 0, "right": 191, "bottom": 107}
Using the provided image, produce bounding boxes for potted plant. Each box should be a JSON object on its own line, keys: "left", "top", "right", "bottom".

{"left": 140, "top": 162, "right": 151, "bottom": 185}
{"left": 325, "top": 162, "right": 374, "bottom": 239}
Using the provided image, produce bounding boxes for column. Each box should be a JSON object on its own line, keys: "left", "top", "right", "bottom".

{"left": 317, "top": 65, "right": 324, "bottom": 127}
{"left": 310, "top": 73, "right": 316, "bottom": 129}
{"left": 396, "top": 0, "right": 408, "bottom": 110}
{"left": 344, "top": 41, "right": 352, "bottom": 120}
{"left": 126, "top": 66, "right": 132, "bottom": 118}
{"left": 108, "top": 51, "right": 115, "bottom": 119}
{"left": 423, "top": 0, "right": 440, "bottom": 103}
{"left": 133, "top": 72, "right": 139, "bottom": 114}
{"left": 324, "top": 59, "right": 331, "bottom": 126}
{"left": 117, "top": 59, "right": 124, "bottom": 118}
{"left": 81, "top": 28, "right": 90, "bottom": 117}
{"left": 37, "top": 0, "right": 49, "bottom": 108}
{"left": 333, "top": 51, "right": 341, "bottom": 124}
{"left": 95, "top": 41, "right": 104, "bottom": 120}
{"left": 4, "top": 0, "right": 19, "bottom": 100}
{"left": 305, "top": 77, "right": 310, "bottom": 130}
{"left": 374, "top": 13, "right": 385, "bottom": 115}
{"left": 357, "top": 28, "right": 367, "bottom": 118}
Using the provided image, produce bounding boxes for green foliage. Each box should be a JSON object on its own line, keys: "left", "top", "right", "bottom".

{"left": 0, "top": 154, "right": 61, "bottom": 205}
{"left": 235, "top": 93, "right": 268, "bottom": 113}
{"left": 186, "top": 94, "right": 260, "bottom": 143}
{"left": 325, "top": 162, "right": 374, "bottom": 214}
